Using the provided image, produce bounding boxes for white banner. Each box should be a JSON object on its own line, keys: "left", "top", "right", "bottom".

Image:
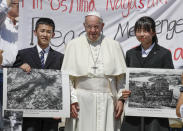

{"left": 18, "top": 0, "right": 183, "bottom": 69}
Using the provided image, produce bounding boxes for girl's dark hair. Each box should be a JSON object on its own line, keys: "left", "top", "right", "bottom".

{"left": 35, "top": 18, "right": 55, "bottom": 32}
{"left": 134, "top": 16, "right": 158, "bottom": 44}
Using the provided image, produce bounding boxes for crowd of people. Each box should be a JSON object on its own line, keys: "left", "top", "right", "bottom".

{"left": 0, "top": 0, "right": 183, "bottom": 131}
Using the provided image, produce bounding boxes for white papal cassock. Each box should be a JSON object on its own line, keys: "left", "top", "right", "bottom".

{"left": 62, "top": 34, "right": 126, "bottom": 131}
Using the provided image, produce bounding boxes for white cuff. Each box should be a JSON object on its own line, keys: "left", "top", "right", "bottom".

{"left": 71, "top": 89, "right": 78, "bottom": 104}
{"left": 117, "top": 89, "right": 123, "bottom": 100}
{"left": 69, "top": 79, "right": 78, "bottom": 104}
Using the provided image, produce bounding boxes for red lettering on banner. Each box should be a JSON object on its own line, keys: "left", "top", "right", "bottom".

{"left": 32, "top": 0, "right": 42, "bottom": 9}
{"left": 21, "top": 0, "right": 168, "bottom": 16}
{"left": 174, "top": 48, "right": 183, "bottom": 61}
{"left": 77, "top": 0, "right": 96, "bottom": 12}
{"left": 106, "top": 0, "right": 124, "bottom": 11}
{"left": 37, "top": 0, "right": 38, "bottom": 8}
{"left": 33, "top": 0, "right": 35, "bottom": 8}
{"left": 89, "top": 0, "right": 96, "bottom": 11}
{"left": 106, "top": 0, "right": 167, "bottom": 18}
{"left": 79, "top": 0, "right": 82, "bottom": 11}
{"left": 49, "top": 0, "right": 95, "bottom": 13}
{"left": 21, "top": 0, "right": 24, "bottom": 7}
{"left": 105, "top": 0, "right": 144, "bottom": 17}
{"left": 114, "top": 0, "right": 120, "bottom": 10}
{"left": 138, "top": 0, "right": 144, "bottom": 9}
{"left": 50, "top": 0, "right": 60, "bottom": 10}
{"left": 122, "top": 0, "right": 138, "bottom": 17}
{"left": 147, "top": 0, "right": 167, "bottom": 8}
{"left": 69, "top": 0, "right": 74, "bottom": 13}
{"left": 105, "top": 0, "right": 146, "bottom": 17}
{"left": 60, "top": 0, "right": 67, "bottom": 12}
{"left": 49, "top": 0, "right": 68, "bottom": 12}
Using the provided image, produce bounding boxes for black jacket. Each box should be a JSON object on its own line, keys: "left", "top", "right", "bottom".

{"left": 126, "top": 43, "right": 174, "bottom": 69}
{"left": 13, "top": 46, "right": 64, "bottom": 70}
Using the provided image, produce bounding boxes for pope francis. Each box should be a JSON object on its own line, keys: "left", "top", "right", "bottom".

{"left": 62, "top": 11, "right": 126, "bottom": 131}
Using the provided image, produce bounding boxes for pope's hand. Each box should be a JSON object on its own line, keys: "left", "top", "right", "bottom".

{"left": 115, "top": 100, "right": 124, "bottom": 119}
{"left": 71, "top": 102, "right": 79, "bottom": 118}
{"left": 122, "top": 90, "right": 131, "bottom": 100}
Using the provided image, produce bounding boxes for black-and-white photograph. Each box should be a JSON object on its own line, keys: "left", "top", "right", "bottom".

{"left": 3, "top": 110, "right": 23, "bottom": 131}
{"left": 3, "top": 68, "right": 70, "bottom": 118}
{"left": 125, "top": 68, "right": 183, "bottom": 118}
{"left": 7, "top": 68, "right": 62, "bottom": 110}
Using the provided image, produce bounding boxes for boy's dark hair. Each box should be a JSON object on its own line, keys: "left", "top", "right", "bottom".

{"left": 35, "top": 18, "right": 55, "bottom": 32}
{"left": 134, "top": 16, "right": 158, "bottom": 44}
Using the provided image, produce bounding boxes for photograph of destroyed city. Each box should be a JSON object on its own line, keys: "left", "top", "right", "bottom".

{"left": 6, "top": 68, "right": 62, "bottom": 110}
{"left": 128, "top": 68, "right": 182, "bottom": 109}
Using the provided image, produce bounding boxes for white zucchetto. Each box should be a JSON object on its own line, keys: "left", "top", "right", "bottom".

{"left": 85, "top": 11, "right": 103, "bottom": 21}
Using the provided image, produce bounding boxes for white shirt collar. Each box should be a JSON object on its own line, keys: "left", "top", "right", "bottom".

{"left": 141, "top": 43, "right": 155, "bottom": 58}
{"left": 36, "top": 45, "right": 50, "bottom": 54}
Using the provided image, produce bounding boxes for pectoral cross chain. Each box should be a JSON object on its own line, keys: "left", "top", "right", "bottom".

{"left": 88, "top": 38, "right": 102, "bottom": 75}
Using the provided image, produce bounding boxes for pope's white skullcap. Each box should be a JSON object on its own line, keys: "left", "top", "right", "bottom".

{"left": 86, "top": 11, "right": 103, "bottom": 20}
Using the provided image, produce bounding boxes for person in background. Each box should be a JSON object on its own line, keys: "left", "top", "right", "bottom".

{"left": 121, "top": 16, "right": 174, "bottom": 131}
{"left": 13, "top": 17, "right": 64, "bottom": 131}
{"left": 0, "top": 0, "right": 19, "bottom": 129}
{"left": 62, "top": 11, "right": 126, "bottom": 131}
{"left": 0, "top": 0, "right": 19, "bottom": 66}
